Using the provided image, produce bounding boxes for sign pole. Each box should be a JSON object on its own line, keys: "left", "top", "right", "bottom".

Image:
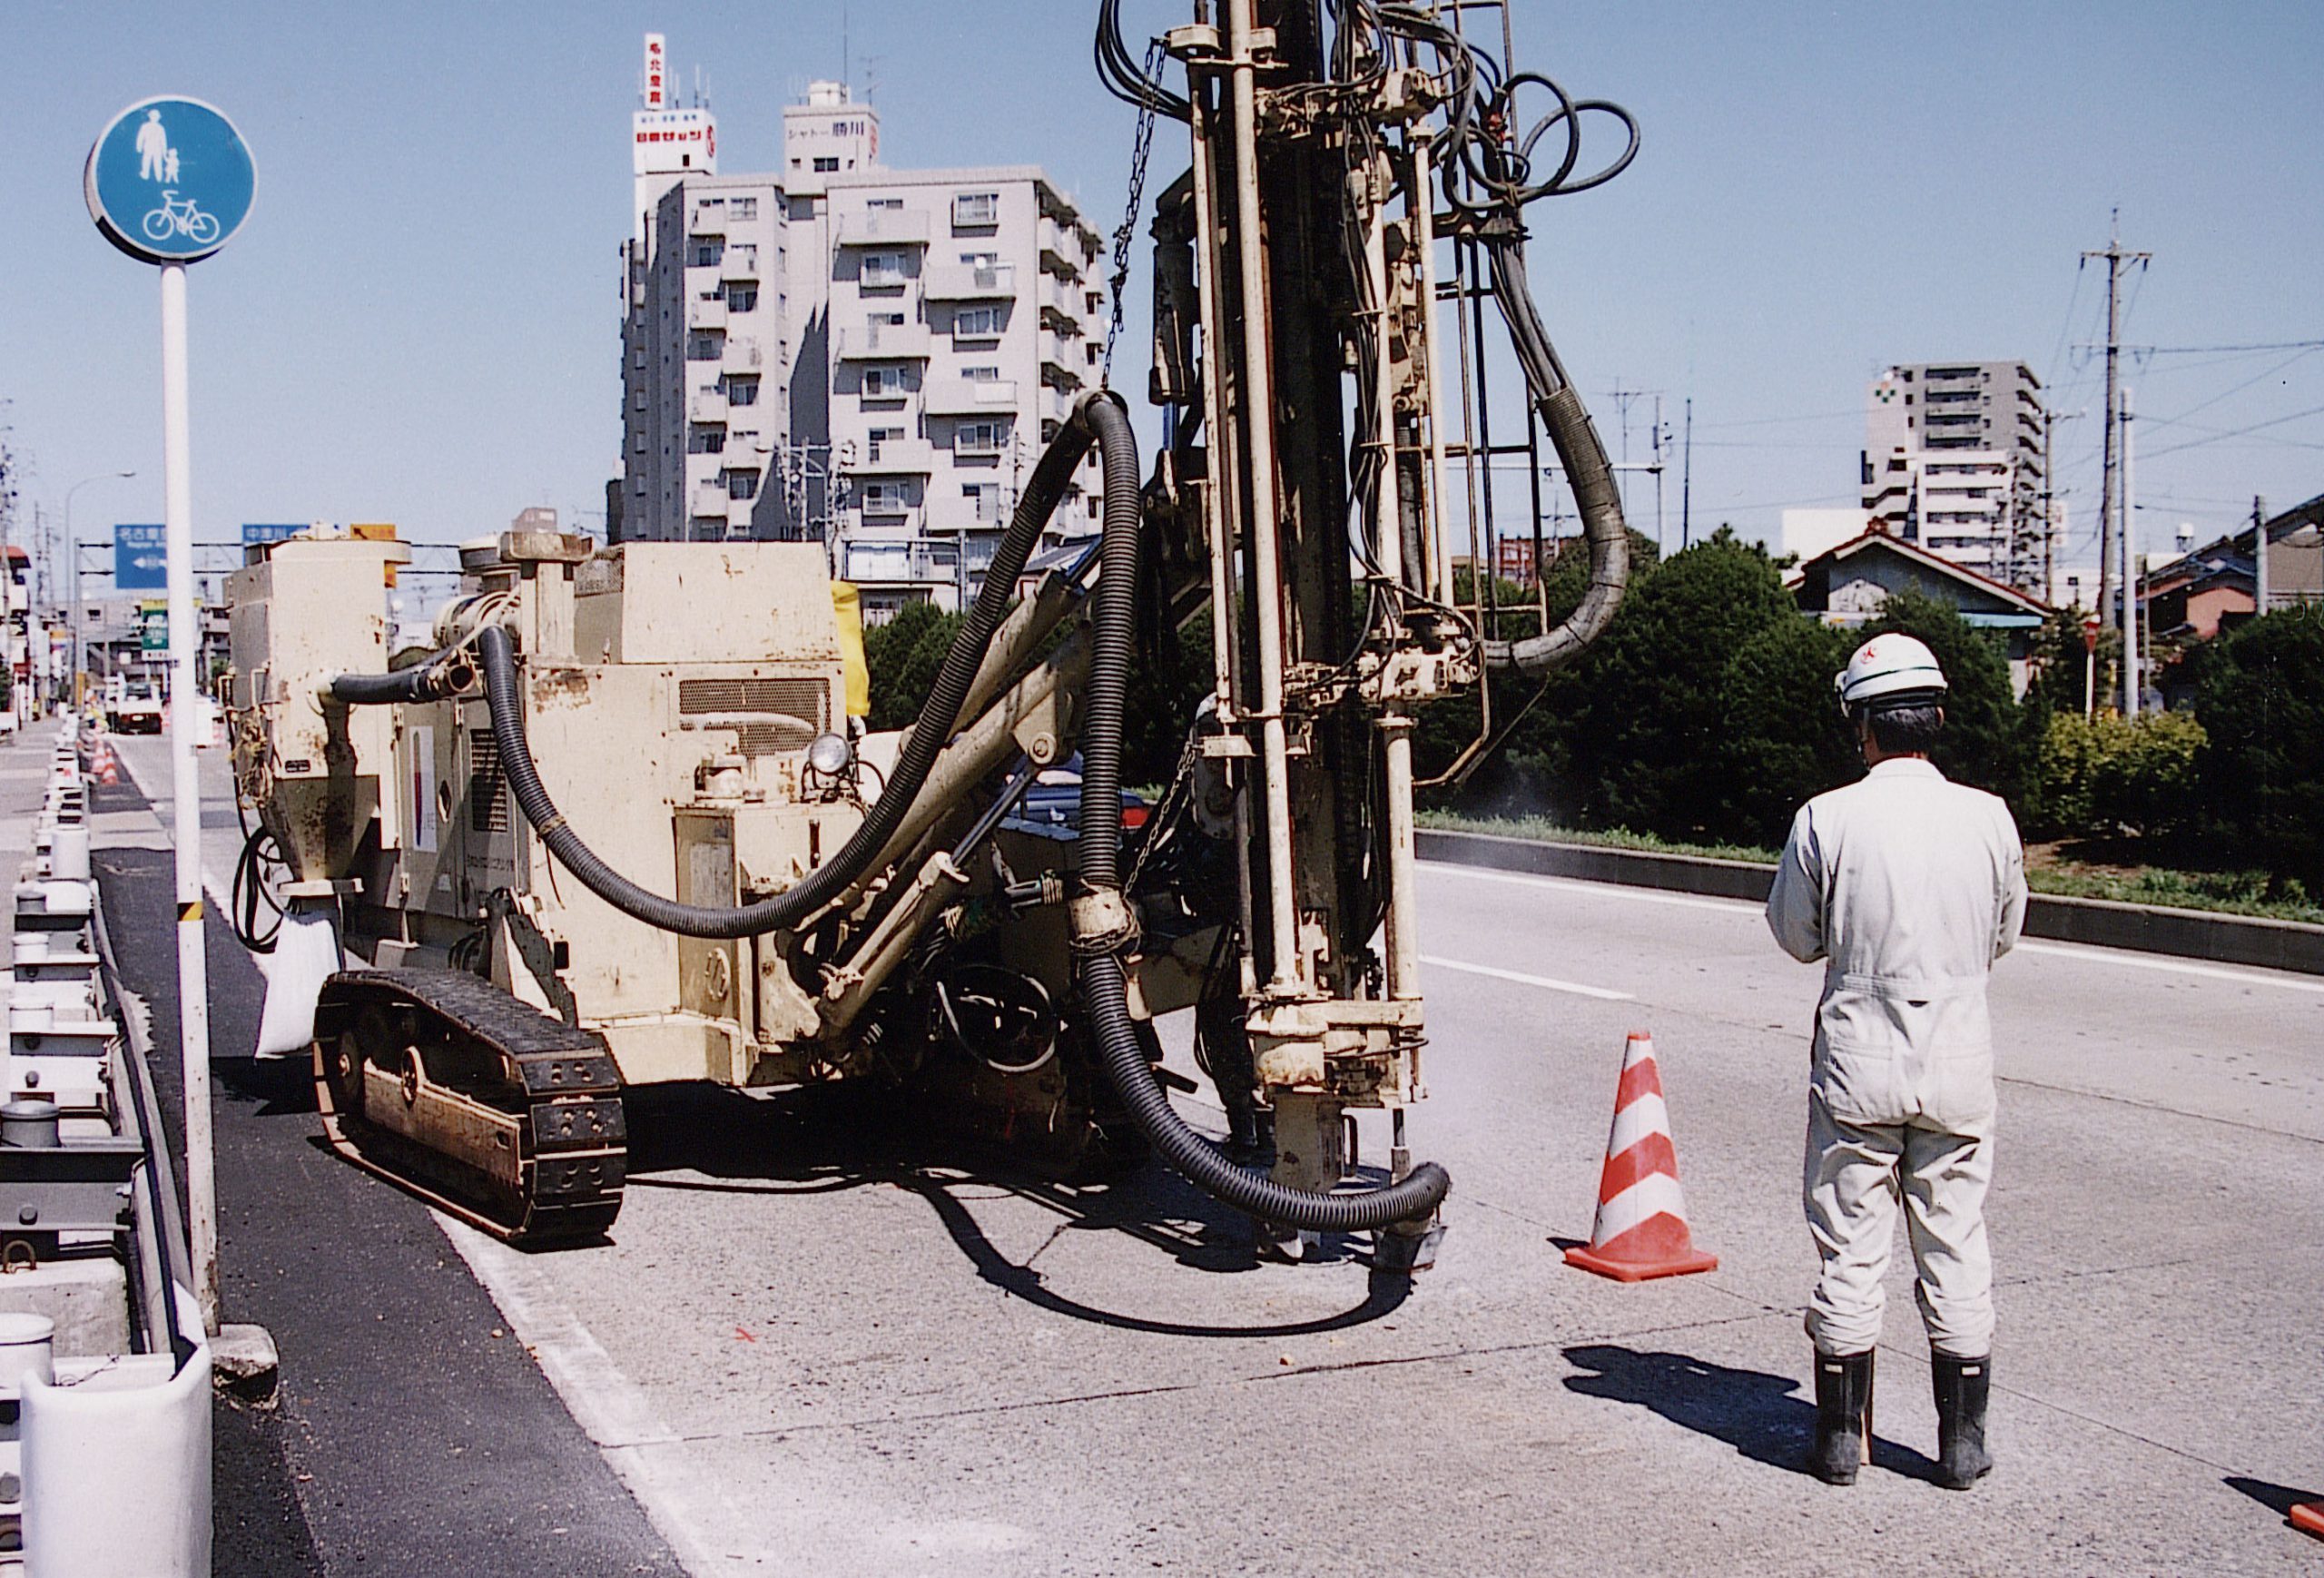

{"left": 160, "top": 261, "right": 219, "bottom": 1334}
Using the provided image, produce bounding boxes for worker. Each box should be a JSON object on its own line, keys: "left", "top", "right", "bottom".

{"left": 1765, "top": 633, "right": 2026, "bottom": 1490}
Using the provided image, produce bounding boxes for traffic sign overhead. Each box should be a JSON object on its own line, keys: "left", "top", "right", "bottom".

{"left": 114, "top": 523, "right": 168, "bottom": 590}
{"left": 84, "top": 96, "right": 256, "bottom": 264}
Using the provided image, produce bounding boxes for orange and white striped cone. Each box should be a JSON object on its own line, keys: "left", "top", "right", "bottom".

{"left": 1564, "top": 1031, "right": 1718, "bottom": 1282}
{"left": 94, "top": 740, "right": 119, "bottom": 787}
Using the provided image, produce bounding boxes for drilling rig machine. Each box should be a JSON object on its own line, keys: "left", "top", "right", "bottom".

{"left": 223, "top": 0, "right": 1636, "bottom": 1263}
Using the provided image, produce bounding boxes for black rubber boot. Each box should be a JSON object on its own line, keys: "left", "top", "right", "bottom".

{"left": 1932, "top": 1354, "right": 1993, "bottom": 1490}
{"left": 1809, "top": 1349, "right": 1874, "bottom": 1485}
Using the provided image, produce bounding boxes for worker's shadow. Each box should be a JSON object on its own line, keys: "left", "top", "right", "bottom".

{"left": 1562, "top": 1343, "right": 1939, "bottom": 1481}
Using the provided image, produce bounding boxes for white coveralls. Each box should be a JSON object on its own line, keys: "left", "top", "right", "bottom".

{"left": 1766, "top": 757, "right": 2026, "bottom": 1359}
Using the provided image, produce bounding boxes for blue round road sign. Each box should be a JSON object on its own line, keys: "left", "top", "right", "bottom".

{"left": 84, "top": 97, "right": 255, "bottom": 263}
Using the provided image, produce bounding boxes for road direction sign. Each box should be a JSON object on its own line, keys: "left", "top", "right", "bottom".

{"left": 84, "top": 97, "right": 256, "bottom": 264}
{"left": 139, "top": 602, "right": 169, "bottom": 653}
{"left": 241, "top": 522, "right": 303, "bottom": 547}
{"left": 114, "top": 524, "right": 167, "bottom": 590}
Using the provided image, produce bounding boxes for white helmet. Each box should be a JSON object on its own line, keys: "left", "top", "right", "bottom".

{"left": 1835, "top": 634, "right": 1947, "bottom": 713}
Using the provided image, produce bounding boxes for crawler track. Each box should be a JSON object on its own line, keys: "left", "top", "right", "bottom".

{"left": 312, "top": 970, "right": 625, "bottom": 1246}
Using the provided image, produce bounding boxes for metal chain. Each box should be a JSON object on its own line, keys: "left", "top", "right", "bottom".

{"left": 1102, "top": 35, "right": 1168, "bottom": 386}
{"left": 1125, "top": 728, "right": 1202, "bottom": 896}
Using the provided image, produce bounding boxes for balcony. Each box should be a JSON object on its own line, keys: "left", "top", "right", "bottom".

{"left": 923, "top": 261, "right": 1016, "bottom": 301}
{"left": 691, "top": 484, "right": 731, "bottom": 518}
{"left": 1038, "top": 216, "right": 1094, "bottom": 280}
{"left": 690, "top": 205, "right": 727, "bottom": 234}
{"left": 837, "top": 208, "right": 931, "bottom": 247}
{"left": 842, "top": 537, "right": 959, "bottom": 587}
{"left": 852, "top": 436, "right": 937, "bottom": 474}
{"left": 1041, "top": 327, "right": 1088, "bottom": 371}
{"left": 688, "top": 298, "right": 727, "bottom": 331}
{"left": 688, "top": 388, "right": 728, "bottom": 423}
{"left": 721, "top": 340, "right": 763, "bottom": 374}
{"left": 923, "top": 377, "right": 1019, "bottom": 416}
{"left": 719, "top": 250, "right": 759, "bottom": 282}
{"left": 1042, "top": 271, "right": 1096, "bottom": 323}
{"left": 834, "top": 322, "right": 933, "bottom": 361}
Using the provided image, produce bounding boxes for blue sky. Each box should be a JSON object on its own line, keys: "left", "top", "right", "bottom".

{"left": 3, "top": 1, "right": 2319, "bottom": 600}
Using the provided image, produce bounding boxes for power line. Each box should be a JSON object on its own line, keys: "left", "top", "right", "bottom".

{"left": 2135, "top": 338, "right": 2324, "bottom": 356}
{"left": 2140, "top": 401, "right": 2324, "bottom": 460}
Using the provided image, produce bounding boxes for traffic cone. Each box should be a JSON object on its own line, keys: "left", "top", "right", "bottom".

{"left": 1564, "top": 1031, "right": 1718, "bottom": 1282}
{"left": 2292, "top": 1502, "right": 2324, "bottom": 1540}
{"left": 93, "top": 739, "right": 119, "bottom": 787}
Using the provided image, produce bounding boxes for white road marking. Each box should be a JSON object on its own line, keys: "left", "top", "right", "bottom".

{"left": 1423, "top": 860, "right": 2324, "bottom": 995}
{"left": 1419, "top": 953, "right": 1635, "bottom": 1001}
{"left": 435, "top": 1216, "right": 750, "bottom": 1577}
{"left": 2014, "top": 939, "right": 2324, "bottom": 995}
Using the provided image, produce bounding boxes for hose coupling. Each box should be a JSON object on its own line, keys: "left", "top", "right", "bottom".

{"left": 1068, "top": 883, "right": 1141, "bottom": 957}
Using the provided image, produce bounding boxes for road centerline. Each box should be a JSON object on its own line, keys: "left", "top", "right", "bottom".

{"left": 1419, "top": 953, "right": 1635, "bottom": 1001}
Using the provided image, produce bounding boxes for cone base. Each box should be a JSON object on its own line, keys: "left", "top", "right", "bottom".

{"left": 2291, "top": 1503, "right": 2324, "bottom": 1540}
{"left": 1563, "top": 1243, "right": 1718, "bottom": 1283}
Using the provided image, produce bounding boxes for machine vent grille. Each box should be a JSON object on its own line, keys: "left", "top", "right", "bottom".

{"left": 678, "top": 678, "right": 827, "bottom": 756}
{"left": 678, "top": 677, "right": 827, "bottom": 727}
{"left": 735, "top": 719, "right": 818, "bottom": 757}
{"left": 468, "top": 729, "right": 508, "bottom": 833}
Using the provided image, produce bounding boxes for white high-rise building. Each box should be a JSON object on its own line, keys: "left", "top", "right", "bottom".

{"left": 621, "top": 175, "right": 791, "bottom": 541}
{"left": 820, "top": 168, "right": 1106, "bottom": 617}
{"left": 613, "top": 59, "right": 1109, "bottom": 607}
{"left": 1860, "top": 361, "right": 2046, "bottom": 590}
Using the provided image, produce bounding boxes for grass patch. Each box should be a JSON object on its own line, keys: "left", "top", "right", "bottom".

{"left": 1417, "top": 811, "right": 2324, "bottom": 926}
{"left": 1417, "top": 811, "right": 1777, "bottom": 866}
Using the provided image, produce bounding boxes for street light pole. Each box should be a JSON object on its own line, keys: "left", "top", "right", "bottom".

{"left": 63, "top": 470, "right": 136, "bottom": 714}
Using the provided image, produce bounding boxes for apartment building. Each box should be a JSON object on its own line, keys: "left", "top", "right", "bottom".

{"left": 621, "top": 174, "right": 791, "bottom": 541}
{"left": 1859, "top": 361, "right": 2047, "bottom": 591}
{"left": 610, "top": 57, "right": 1108, "bottom": 602}
{"left": 820, "top": 168, "right": 1106, "bottom": 616}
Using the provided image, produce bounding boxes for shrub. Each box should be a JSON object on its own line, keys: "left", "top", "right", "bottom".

{"left": 2037, "top": 709, "right": 2207, "bottom": 839}
{"left": 2195, "top": 604, "right": 2324, "bottom": 887}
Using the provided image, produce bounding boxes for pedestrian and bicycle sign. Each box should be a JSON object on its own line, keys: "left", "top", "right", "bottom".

{"left": 84, "top": 97, "right": 256, "bottom": 264}
{"left": 114, "top": 524, "right": 168, "bottom": 590}
{"left": 86, "top": 95, "right": 251, "bottom": 1330}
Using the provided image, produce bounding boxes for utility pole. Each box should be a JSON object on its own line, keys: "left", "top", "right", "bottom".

{"left": 1680, "top": 396, "right": 1693, "bottom": 549}
{"left": 2040, "top": 405, "right": 2058, "bottom": 605}
{"left": 2252, "top": 495, "right": 2270, "bottom": 615}
{"left": 2120, "top": 386, "right": 2138, "bottom": 716}
{"left": 2082, "top": 212, "right": 2148, "bottom": 649}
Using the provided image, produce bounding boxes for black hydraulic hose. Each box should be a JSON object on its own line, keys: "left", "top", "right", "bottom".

{"left": 327, "top": 648, "right": 476, "bottom": 706}
{"left": 1478, "top": 236, "right": 1631, "bottom": 678}
{"left": 477, "top": 403, "right": 1101, "bottom": 940}
{"left": 1072, "top": 398, "right": 1451, "bottom": 1232}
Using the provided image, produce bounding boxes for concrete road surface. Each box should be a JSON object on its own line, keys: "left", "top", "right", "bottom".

{"left": 116, "top": 734, "right": 2324, "bottom": 1576}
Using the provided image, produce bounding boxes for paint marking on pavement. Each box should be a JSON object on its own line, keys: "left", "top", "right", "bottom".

{"left": 1425, "top": 861, "right": 2324, "bottom": 995}
{"left": 435, "top": 1215, "right": 750, "bottom": 1577}
{"left": 1421, "top": 862, "right": 1761, "bottom": 915}
{"left": 1419, "top": 954, "right": 1634, "bottom": 1001}
{"left": 2014, "top": 939, "right": 2324, "bottom": 995}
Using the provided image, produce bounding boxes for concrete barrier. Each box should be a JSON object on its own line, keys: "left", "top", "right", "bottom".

{"left": 1415, "top": 827, "right": 2324, "bottom": 979}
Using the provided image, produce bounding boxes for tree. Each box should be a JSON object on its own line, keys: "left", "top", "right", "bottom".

{"left": 1559, "top": 528, "right": 1805, "bottom": 839}
{"left": 1714, "top": 611, "right": 1858, "bottom": 844}
{"left": 860, "top": 600, "right": 963, "bottom": 731}
{"left": 2194, "top": 604, "right": 2324, "bottom": 889}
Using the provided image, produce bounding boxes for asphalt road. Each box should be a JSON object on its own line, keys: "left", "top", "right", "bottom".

{"left": 113, "top": 734, "right": 2324, "bottom": 1576}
